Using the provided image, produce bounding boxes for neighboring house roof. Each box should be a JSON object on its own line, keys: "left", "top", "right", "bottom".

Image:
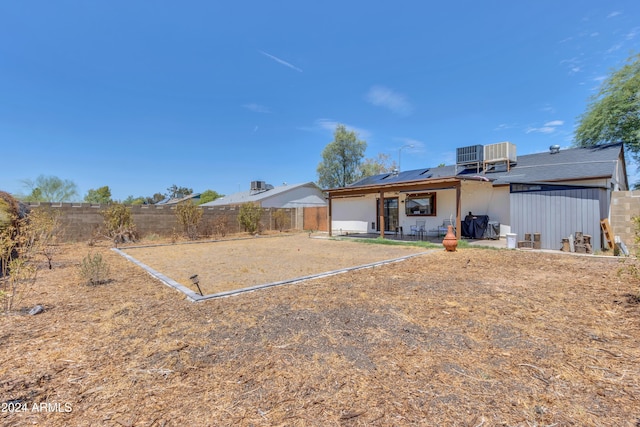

{"left": 155, "top": 193, "right": 201, "bottom": 205}
{"left": 200, "top": 182, "right": 326, "bottom": 208}
{"left": 346, "top": 143, "right": 625, "bottom": 189}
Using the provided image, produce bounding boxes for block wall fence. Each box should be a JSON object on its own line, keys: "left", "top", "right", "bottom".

{"left": 610, "top": 190, "right": 640, "bottom": 253}
{"left": 26, "top": 203, "right": 328, "bottom": 242}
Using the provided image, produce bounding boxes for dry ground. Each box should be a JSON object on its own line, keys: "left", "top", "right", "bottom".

{"left": 121, "top": 234, "right": 431, "bottom": 295}
{"left": 1, "top": 232, "right": 639, "bottom": 426}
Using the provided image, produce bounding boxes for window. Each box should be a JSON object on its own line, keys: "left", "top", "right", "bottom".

{"left": 405, "top": 193, "right": 436, "bottom": 216}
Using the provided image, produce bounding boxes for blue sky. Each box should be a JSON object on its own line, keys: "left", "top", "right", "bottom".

{"left": 1, "top": 1, "right": 639, "bottom": 201}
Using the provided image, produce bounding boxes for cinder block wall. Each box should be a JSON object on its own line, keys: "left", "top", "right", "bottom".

{"left": 26, "top": 203, "right": 308, "bottom": 242}
{"left": 610, "top": 190, "right": 640, "bottom": 253}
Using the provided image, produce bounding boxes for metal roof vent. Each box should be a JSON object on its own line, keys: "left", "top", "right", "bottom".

{"left": 549, "top": 145, "right": 560, "bottom": 154}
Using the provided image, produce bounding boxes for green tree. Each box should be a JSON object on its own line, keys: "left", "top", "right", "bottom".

{"left": 166, "top": 185, "right": 193, "bottom": 199}
{"left": 148, "top": 193, "right": 165, "bottom": 204}
{"left": 317, "top": 124, "right": 367, "bottom": 188}
{"left": 198, "top": 189, "right": 223, "bottom": 205}
{"left": 359, "top": 153, "right": 397, "bottom": 178}
{"left": 22, "top": 175, "right": 79, "bottom": 202}
{"left": 84, "top": 186, "right": 113, "bottom": 204}
{"left": 121, "top": 195, "right": 146, "bottom": 205}
{"left": 574, "top": 53, "right": 640, "bottom": 162}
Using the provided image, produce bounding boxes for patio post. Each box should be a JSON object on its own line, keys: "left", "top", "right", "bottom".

{"left": 379, "top": 191, "right": 385, "bottom": 239}
{"left": 328, "top": 195, "right": 332, "bottom": 237}
{"left": 456, "top": 183, "right": 462, "bottom": 239}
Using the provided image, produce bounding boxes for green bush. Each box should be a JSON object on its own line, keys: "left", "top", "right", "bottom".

{"left": 176, "top": 201, "right": 203, "bottom": 240}
{"left": 213, "top": 216, "right": 228, "bottom": 237}
{"left": 617, "top": 215, "right": 640, "bottom": 302}
{"left": 79, "top": 252, "right": 111, "bottom": 286}
{"left": 101, "top": 203, "right": 137, "bottom": 246}
{"left": 238, "top": 203, "right": 262, "bottom": 234}
{"left": 273, "top": 209, "right": 290, "bottom": 232}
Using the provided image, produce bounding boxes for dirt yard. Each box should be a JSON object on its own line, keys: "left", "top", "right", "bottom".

{"left": 1, "top": 233, "right": 639, "bottom": 426}
{"left": 121, "top": 234, "right": 431, "bottom": 295}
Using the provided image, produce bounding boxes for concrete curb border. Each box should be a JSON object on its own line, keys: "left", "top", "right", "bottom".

{"left": 112, "top": 247, "right": 436, "bottom": 302}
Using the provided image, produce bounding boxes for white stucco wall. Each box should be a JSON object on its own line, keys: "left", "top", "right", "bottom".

{"left": 332, "top": 189, "right": 465, "bottom": 235}
{"left": 460, "top": 181, "right": 511, "bottom": 235}
{"left": 401, "top": 189, "right": 457, "bottom": 232}
{"left": 331, "top": 196, "right": 376, "bottom": 234}
{"left": 261, "top": 185, "right": 326, "bottom": 208}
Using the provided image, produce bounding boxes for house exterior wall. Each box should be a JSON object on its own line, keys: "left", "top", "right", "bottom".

{"left": 550, "top": 178, "right": 611, "bottom": 188}
{"left": 460, "top": 181, "right": 510, "bottom": 236}
{"left": 332, "top": 189, "right": 463, "bottom": 235}
{"left": 402, "top": 189, "right": 457, "bottom": 232}
{"left": 509, "top": 187, "right": 607, "bottom": 250}
{"left": 331, "top": 195, "right": 375, "bottom": 234}
{"left": 614, "top": 153, "right": 629, "bottom": 191}
{"left": 260, "top": 185, "right": 326, "bottom": 208}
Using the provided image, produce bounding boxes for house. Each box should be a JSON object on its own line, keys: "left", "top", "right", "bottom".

{"left": 155, "top": 193, "right": 202, "bottom": 205}
{"left": 326, "top": 142, "right": 628, "bottom": 251}
{"left": 200, "top": 181, "right": 327, "bottom": 208}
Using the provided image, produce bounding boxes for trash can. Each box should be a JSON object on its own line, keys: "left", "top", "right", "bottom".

{"left": 506, "top": 233, "right": 517, "bottom": 249}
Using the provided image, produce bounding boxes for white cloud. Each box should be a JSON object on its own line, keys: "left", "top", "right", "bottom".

{"left": 394, "top": 137, "right": 424, "bottom": 151}
{"left": 526, "top": 126, "right": 556, "bottom": 134}
{"left": 626, "top": 27, "right": 639, "bottom": 40}
{"left": 560, "top": 57, "right": 584, "bottom": 75}
{"left": 243, "top": 103, "right": 271, "bottom": 113}
{"left": 313, "top": 119, "right": 371, "bottom": 139}
{"left": 259, "top": 50, "right": 303, "bottom": 73}
{"left": 526, "top": 120, "right": 564, "bottom": 134}
{"left": 494, "top": 123, "right": 516, "bottom": 131}
{"left": 365, "top": 85, "right": 413, "bottom": 116}
{"left": 607, "top": 11, "right": 621, "bottom": 18}
{"left": 607, "top": 43, "right": 623, "bottom": 54}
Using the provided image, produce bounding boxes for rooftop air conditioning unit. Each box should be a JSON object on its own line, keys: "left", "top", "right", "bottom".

{"left": 251, "top": 180, "right": 266, "bottom": 191}
{"left": 456, "top": 145, "right": 484, "bottom": 165}
{"left": 484, "top": 141, "right": 516, "bottom": 163}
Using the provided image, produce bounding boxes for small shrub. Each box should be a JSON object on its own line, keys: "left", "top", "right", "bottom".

{"left": 617, "top": 215, "right": 640, "bottom": 302}
{"left": 273, "top": 209, "right": 290, "bottom": 232}
{"left": 1, "top": 193, "right": 45, "bottom": 313}
{"left": 213, "top": 216, "right": 228, "bottom": 237}
{"left": 101, "top": 204, "right": 137, "bottom": 247}
{"left": 176, "top": 201, "right": 202, "bottom": 240}
{"left": 26, "top": 207, "right": 63, "bottom": 269}
{"left": 238, "top": 203, "right": 262, "bottom": 234}
{"left": 79, "top": 252, "right": 111, "bottom": 286}
{"left": 170, "top": 228, "right": 179, "bottom": 244}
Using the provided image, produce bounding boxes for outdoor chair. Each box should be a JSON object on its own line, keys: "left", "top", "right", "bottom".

{"left": 408, "top": 225, "right": 418, "bottom": 239}
{"left": 416, "top": 220, "right": 426, "bottom": 240}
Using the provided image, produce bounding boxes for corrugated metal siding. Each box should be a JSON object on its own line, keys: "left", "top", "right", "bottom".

{"left": 510, "top": 188, "right": 607, "bottom": 250}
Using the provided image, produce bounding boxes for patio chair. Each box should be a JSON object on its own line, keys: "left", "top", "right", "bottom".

{"left": 416, "top": 220, "right": 426, "bottom": 240}
{"left": 408, "top": 225, "right": 418, "bottom": 239}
